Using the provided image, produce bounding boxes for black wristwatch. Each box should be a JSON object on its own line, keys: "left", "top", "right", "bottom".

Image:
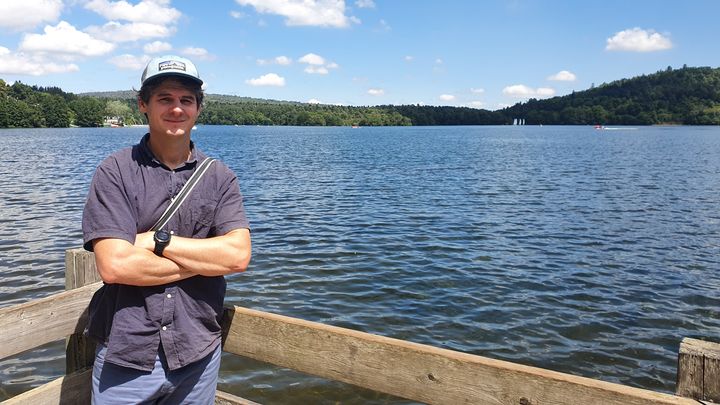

{"left": 153, "top": 230, "right": 172, "bottom": 256}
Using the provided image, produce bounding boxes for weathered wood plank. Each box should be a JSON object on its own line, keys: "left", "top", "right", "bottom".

{"left": 0, "top": 368, "right": 256, "bottom": 405}
{"left": 676, "top": 350, "right": 703, "bottom": 400}
{"left": 2, "top": 248, "right": 704, "bottom": 404}
{"left": 65, "top": 332, "right": 96, "bottom": 374}
{"left": 215, "top": 390, "right": 262, "bottom": 405}
{"left": 222, "top": 306, "right": 696, "bottom": 405}
{"left": 1, "top": 369, "right": 92, "bottom": 405}
{"left": 0, "top": 283, "right": 102, "bottom": 360}
{"left": 677, "top": 337, "right": 720, "bottom": 402}
{"left": 64, "top": 249, "right": 100, "bottom": 373}
{"left": 706, "top": 357, "right": 720, "bottom": 403}
{"left": 65, "top": 248, "right": 101, "bottom": 290}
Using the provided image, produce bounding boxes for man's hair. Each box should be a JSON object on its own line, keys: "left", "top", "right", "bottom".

{"left": 137, "top": 75, "right": 204, "bottom": 107}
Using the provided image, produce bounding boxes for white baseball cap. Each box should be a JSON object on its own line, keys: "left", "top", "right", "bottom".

{"left": 141, "top": 55, "right": 203, "bottom": 86}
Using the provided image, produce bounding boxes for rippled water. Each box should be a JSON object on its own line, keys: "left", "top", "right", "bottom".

{"left": 1, "top": 125, "right": 720, "bottom": 403}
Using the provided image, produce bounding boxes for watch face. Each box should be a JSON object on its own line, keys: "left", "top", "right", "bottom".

{"left": 155, "top": 230, "right": 171, "bottom": 243}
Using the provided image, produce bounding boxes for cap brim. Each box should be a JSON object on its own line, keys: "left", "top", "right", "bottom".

{"left": 143, "top": 72, "right": 203, "bottom": 86}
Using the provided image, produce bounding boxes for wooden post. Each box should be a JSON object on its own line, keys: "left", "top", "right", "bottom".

{"left": 65, "top": 248, "right": 101, "bottom": 290}
{"left": 677, "top": 337, "right": 720, "bottom": 402}
{"left": 64, "top": 248, "right": 101, "bottom": 374}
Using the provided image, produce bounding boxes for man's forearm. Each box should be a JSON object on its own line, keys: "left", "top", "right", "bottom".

{"left": 137, "top": 229, "right": 251, "bottom": 277}
{"left": 94, "top": 238, "right": 195, "bottom": 286}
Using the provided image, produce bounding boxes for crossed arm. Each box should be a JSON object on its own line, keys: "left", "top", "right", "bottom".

{"left": 92, "top": 228, "right": 251, "bottom": 286}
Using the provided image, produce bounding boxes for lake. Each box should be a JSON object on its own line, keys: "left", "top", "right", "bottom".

{"left": 1, "top": 125, "right": 719, "bottom": 403}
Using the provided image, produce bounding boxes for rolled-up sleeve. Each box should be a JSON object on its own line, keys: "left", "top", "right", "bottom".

{"left": 82, "top": 158, "right": 137, "bottom": 251}
{"left": 211, "top": 163, "right": 250, "bottom": 236}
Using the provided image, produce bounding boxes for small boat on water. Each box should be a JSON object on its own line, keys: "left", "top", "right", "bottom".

{"left": 595, "top": 125, "right": 638, "bottom": 131}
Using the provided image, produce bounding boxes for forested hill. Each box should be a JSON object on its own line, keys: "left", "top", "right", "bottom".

{"left": 500, "top": 66, "right": 720, "bottom": 125}
{"left": 82, "top": 90, "right": 299, "bottom": 105}
{"left": 2, "top": 65, "right": 720, "bottom": 128}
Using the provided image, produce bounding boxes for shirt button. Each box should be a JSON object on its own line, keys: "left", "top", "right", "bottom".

{"left": 166, "top": 294, "right": 172, "bottom": 298}
{"left": 162, "top": 326, "right": 167, "bottom": 331}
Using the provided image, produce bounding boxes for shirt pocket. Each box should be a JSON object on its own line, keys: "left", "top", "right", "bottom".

{"left": 190, "top": 197, "right": 218, "bottom": 236}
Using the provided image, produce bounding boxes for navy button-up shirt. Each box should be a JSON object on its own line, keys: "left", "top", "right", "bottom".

{"left": 82, "top": 134, "right": 249, "bottom": 371}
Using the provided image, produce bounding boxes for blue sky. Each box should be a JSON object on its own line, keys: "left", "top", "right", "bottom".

{"left": 0, "top": 0, "right": 718, "bottom": 110}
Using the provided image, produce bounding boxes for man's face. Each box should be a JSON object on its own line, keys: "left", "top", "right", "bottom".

{"left": 138, "top": 78, "right": 201, "bottom": 138}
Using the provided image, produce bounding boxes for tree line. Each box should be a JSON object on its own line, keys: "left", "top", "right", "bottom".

{"left": 2, "top": 66, "right": 720, "bottom": 128}
{"left": 500, "top": 66, "right": 720, "bottom": 125}
{"left": 0, "top": 80, "right": 145, "bottom": 128}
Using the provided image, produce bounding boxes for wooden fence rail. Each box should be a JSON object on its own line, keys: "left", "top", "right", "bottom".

{"left": 0, "top": 248, "right": 718, "bottom": 405}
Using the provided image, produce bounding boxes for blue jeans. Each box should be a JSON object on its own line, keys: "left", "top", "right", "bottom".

{"left": 91, "top": 343, "right": 221, "bottom": 404}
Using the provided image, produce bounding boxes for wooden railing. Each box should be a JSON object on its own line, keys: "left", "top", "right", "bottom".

{"left": 0, "top": 248, "right": 718, "bottom": 404}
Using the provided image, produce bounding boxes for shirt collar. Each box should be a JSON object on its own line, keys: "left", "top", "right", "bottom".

{"left": 139, "top": 133, "right": 201, "bottom": 170}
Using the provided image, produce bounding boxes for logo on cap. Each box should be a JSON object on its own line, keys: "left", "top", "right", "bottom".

{"left": 158, "top": 60, "right": 186, "bottom": 72}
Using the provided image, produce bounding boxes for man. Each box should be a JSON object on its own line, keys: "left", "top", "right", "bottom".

{"left": 82, "top": 55, "right": 251, "bottom": 404}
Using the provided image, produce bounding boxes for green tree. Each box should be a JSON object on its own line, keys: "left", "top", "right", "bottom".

{"left": 70, "top": 97, "right": 105, "bottom": 127}
{"left": 105, "top": 100, "right": 133, "bottom": 124}
{"left": 0, "top": 98, "right": 43, "bottom": 127}
{"left": 37, "top": 93, "right": 71, "bottom": 127}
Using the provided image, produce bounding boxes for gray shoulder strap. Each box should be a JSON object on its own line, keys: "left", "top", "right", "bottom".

{"left": 151, "top": 157, "right": 216, "bottom": 231}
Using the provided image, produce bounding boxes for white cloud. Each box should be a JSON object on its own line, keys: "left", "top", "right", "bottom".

{"left": 299, "top": 53, "right": 337, "bottom": 74}
{"left": 502, "top": 84, "right": 556, "bottom": 99}
{"left": 84, "top": 0, "right": 181, "bottom": 25}
{"left": 230, "top": 10, "right": 245, "bottom": 19}
{"left": 606, "top": 27, "right": 672, "bottom": 52}
{"left": 180, "top": 47, "right": 214, "bottom": 60}
{"left": 0, "top": 46, "right": 79, "bottom": 75}
{"left": 307, "top": 98, "right": 321, "bottom": 104}
{"left": 86, "top": 21, "right": 175, "bottom": 43}
{"left": 108, "top": 53, "right": 151, "bottom": 70}
{"left": 355, "top": 0, "right": 375, "bottom": 8}
{"left": 404, "top": 55, "right": 414, "bottom": 62}
{"left": 470, "top": 87, "right": 485, "bottom": 94}
{"left": 0, "top": 0, "right": 63, "bottom": 31}
{"left": 246, "top": 73, "right": 285, "bottom": 86}
{"left": 535, "top": 87, "right": 555, "bottom": 97}
{"left": 547, "top": 70, "right": 577, "bottom": 81}
{"left": 19, "top": 21, "right": 115, "bottom": 57}
{"left": 304, "top": 66, "right": 329, "bottom": 74}
{"left": 299, "top": 53, "right": 325, "bottom": 65}
{"left": 439, "top": 94, "right": 455, "bottom": 101}
{"left": 258, "top": 55, "right": 292, "bottom": 65}
{"left": 275, "top": 56, "right": 292, "bottom": 65}
{"left": 503, "top": 85, "right": 534, "bottom": 97}
{"left": 235, "top": 0, "right": 354, "bottom": 28}
{"left": 367, "top": 88, "right": 384, "bottom": 96}
{"left": 468, "top": 101, "right": 485, "bottom": 109}
{"left": 144, "top": 41, "right": 172, "bottom": 54}
{"left": 435, "top": 58, "right": 443, "bottom": 64}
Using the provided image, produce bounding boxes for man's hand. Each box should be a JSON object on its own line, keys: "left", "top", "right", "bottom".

{"left": 134, "top": 231, "right": 155, "bottom": 252}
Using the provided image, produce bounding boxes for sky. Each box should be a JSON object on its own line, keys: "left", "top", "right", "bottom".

{"left": 0, "top": 0, "right": 719, "bottom": 111}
